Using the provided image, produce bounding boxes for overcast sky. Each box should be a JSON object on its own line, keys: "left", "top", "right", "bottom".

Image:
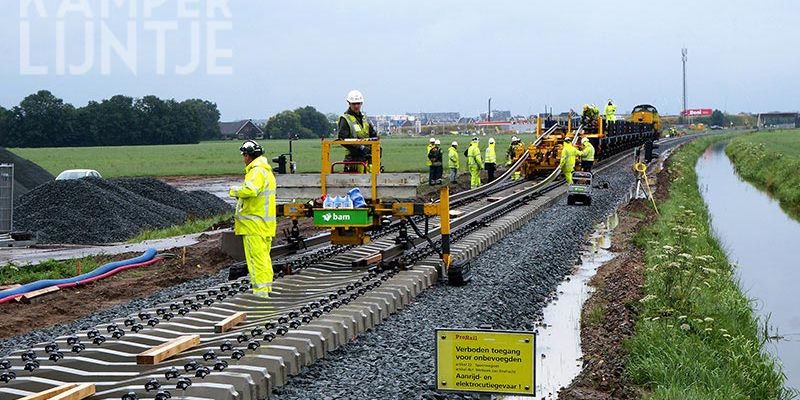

{"left": 1, "top": 0, "right": 798, "bottom": 120}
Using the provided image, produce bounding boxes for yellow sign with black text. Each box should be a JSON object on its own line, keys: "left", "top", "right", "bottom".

{"left": 436, "top": 329, "right": 535, "bottom": 396}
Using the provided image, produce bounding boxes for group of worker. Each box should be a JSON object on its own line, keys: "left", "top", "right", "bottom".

{"left": 426, "top": 136, "right": 507, "bottom": 189}
{"left": 582, "top": 100, "right": 617, "bottom": 125}
{"left": 559, "top": 136, "right": 595, "bottom": 184}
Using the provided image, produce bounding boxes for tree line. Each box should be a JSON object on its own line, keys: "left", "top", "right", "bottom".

{"left": 262, "top": 106, "right": 333, "bottom": 139}
{"left": 0, "top": 90, "right": 221, "bottom": 148}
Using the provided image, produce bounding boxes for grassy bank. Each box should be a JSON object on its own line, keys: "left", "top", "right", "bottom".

{"left": 10, "top": 134, "right": 536, "bottom": 178}
{"left": 128, "top": 213, "right": 232, "bottom": 243}
{"left": 0, "top": 257, "right": 101, "bottom": 286}
{"left": 626, "top": 134, "right": 793, "bottom": 399}
{"left": 726, "top": 129, "right": 800, "bottom": 219}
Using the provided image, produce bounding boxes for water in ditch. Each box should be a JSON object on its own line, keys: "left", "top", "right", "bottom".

{"left": 696, "top": 141, "right": 800, "bottom": 390}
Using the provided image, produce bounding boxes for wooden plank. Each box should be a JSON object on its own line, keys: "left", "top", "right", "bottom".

{"left": 17, "top": 286, "right": 60, "bottom": 303}
{"left": 136, "top": 335, "right": 200, "bottom": 365}
{"left": 449, "top": 210, "right": 464, "bottom": 217}
{"left": 214, "top": 312, "right": 247, "bottom": 334}
{"left": 17, "top": 384, "right": 77, "bottom": 400}
{"left": 49, "top": 383, "right": 95, "bottom": 400}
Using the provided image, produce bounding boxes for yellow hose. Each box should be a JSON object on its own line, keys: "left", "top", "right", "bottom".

{"left": 634, "top": 162, "right": 660, "bottom": 215}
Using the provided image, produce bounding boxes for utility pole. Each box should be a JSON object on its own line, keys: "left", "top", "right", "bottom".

{"left": 487, "top": 97, "right": 492, "bottom": 122}
{"left": 681, "top": 48, "right": 688, "bottom": 123}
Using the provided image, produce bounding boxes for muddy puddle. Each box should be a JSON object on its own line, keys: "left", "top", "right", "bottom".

{"left": 696, "top": 142, "right": 800, "bottom": 390}
{"left": 505, "top": 214, "right": 619, "bottom": 400}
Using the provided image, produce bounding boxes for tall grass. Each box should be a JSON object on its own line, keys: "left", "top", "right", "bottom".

{"left": 626, "top": 134, "right": 795, "bottom": 399}
{"left": 128, "top": 213, "right": 232, "bottom": 243}
{"left": 0, "top": 257, "right": 101, "bottom": 285}
{"left": 10, "top": 134, "right": 539, "bottom": 178}
{"left": 726, "top": 129, "right": 800, "bottom": 220}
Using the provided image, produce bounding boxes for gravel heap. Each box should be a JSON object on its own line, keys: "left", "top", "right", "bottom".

{"left": 0, "top": 268, "right": 231, "bottom": 358}
{"left": 0, "top": 147, "right": 54, "bottom": 202}
{"left": 270, "top": 159, "right": 642, "bottom": 400}
{"left": 14, "top": 178, "right": 231, "bottom": 244}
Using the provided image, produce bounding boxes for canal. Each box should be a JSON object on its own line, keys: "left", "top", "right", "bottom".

{"left": 696, "top": 141, "right": 800, "bottom": 390}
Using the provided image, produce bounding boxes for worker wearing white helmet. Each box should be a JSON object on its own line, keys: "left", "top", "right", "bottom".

{"left": 338, "top": 90, "right": 378, "bottom": 172}
{"left": 426, "top": 137, "right": 436, "bottom": 168}
{"left": 578, "top": 136, "right": 595, "bottom": 172}
{"left": 484, "top": 138, "right": 497, "bottom": 182}
{"left": 427, "top": 139, "right": 444, "bottom": 185}
{"left": 467, "top": 137, "right": 483, "bottom": 189}
{"left": 448, "top": 141, "right": 460, "bottom": 183}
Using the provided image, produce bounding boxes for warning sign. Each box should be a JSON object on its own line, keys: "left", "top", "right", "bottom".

{"left": 436, "top": 329, "right": 535, "bottom": 396}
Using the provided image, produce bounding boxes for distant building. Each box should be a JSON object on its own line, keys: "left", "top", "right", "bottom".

{"left": 409, "top": 112, "right": 461, "bottom": 124}
{"left": 480, "top": 110, "right": 512, "bottom": 122}
{"left": 219, "top": 119, "right": 265, "bottom": 140}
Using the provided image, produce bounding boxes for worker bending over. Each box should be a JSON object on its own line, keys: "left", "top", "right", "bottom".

{"left": 579, "top": 137, "right": 595, "bottom": 172}
{"left": 507, "top": 136, "right": 524, "bottom": 180}
{"left": 448, "top": 141, "right": 459, "bottom": 182}
{"left": 229, "top": 140, "right": 277, "bottom": 298}
{"left": 426, "top": 137, "right": 436, "bottom": 183}
{"left": 605, "top": 100, "right": 617, "bottom": 122}
{"left": 467, "top": 137, "right": 483, "bottom": 189}
{"left": 428, "top": 139, "right": 443, "bottom": 185}
{"left": 559, "top": 138, "right": 579, "bottom": 184}
{"left": 337, "top": 90, "right": 378, "bottom": 172}
{"left": 484, "top": 137, "right": 497, "bottom": 182}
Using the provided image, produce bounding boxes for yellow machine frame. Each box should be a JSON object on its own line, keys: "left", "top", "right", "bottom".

{"left": 281, "top": 139, "right": 453, "bottom": 270}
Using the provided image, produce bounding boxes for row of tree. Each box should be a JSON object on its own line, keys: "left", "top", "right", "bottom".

{"left": 263, "top": 106, "right": 334, "bottom": 139}
{"left": 0, "top": 91, "right": 221, "bottom": 148}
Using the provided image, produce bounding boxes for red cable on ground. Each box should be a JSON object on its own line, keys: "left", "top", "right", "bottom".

{"left": 0, "top": 257, "right": 164, "bottom": 304}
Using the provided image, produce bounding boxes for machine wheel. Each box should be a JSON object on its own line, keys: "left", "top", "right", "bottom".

{"left": 447, "top": 260, "right": 471, "bottom": 286}
{"left": 567, "top": 195, "right": 575, "bottom": 206}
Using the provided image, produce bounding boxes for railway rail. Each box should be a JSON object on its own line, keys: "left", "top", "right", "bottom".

{"left": 0, "top": 134, "right": 689, "bottom": 400}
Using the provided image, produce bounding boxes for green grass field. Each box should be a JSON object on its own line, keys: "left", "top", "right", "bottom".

{"left": 626, "top": 133, "right": 794, "bottom": 399}
{"left": 726, "top": 129, "right": 800, "bottom": 219}
{"left": 11, "top": 134, "right": 539, "bottom": 178}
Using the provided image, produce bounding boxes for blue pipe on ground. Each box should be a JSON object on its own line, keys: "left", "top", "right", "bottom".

{"left": 0, "top": 248, "right": 157, "bottom": 299}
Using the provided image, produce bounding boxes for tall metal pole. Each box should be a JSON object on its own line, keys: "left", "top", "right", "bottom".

{"left": 488, "top": 97, "right": 492, "bottom": 122}
{"left": 681, "top": 48, "right": 688, "bottom": 123}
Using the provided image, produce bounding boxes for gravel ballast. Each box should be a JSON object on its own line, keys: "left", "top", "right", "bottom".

{"left": 14, "top": 177, "right": 231, "bottom": 244}
{"left": 0, "top": 147, "right": 54, "bottom": 202}
{"left": 270, "top": 159, "right": 641, "bottom": 400}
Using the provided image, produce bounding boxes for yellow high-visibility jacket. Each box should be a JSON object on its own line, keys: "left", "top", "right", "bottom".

{"left": 580, "top": 141, "right": 595, "bottom": 162}
{"left": 485, "top": 144, "right": 496, "bottom": 163}
{"left": 448, "top": 146, "right": 459, "bottom": 169}
{"left": 229, "top": 156, "right": 276, "bottom": 237}
{"left": 559, "top": 142, "right": 580, "bottom": 172}
{"left": 426, "top": 144, "right": 434, "bottom": 166}
{"left": 467, "top": 142, "right": 483, "bottom": 167}
{"left": 605, "top": 104, "right": 617, "bottom": 121}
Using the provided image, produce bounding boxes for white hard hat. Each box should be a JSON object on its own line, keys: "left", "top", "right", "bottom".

{"left": 451, "top": 141, "right": 458, "bottom": 147}
{"left": 429, "top": 137, "right": 436, "bottom": 143}
{"left": 472, "top": 137, "right": 479, "bottom": 142}
{"left": 488, "top": 138, "right": 495, "bottom": 144}
{"left": 511, "top": 136, "right": 519, "bottom": 142}
{"left": 582, "top": 137, "right": 590, "bottom": 143}
{"left": 434, "top": 139, "right": 441, "bottom": 145}
{"left": 346, "top": 90, "right": 364, "bottom": 103}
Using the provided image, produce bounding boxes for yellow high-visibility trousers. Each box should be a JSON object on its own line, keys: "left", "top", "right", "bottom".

{"left": 243, "top": 235, "right": 273, "bottom": 298}
{"left": 469, "top": 165, "right": 481, "bottom": 189}
{"left": 563, "top": 169, "right": 574, "bottom": 185}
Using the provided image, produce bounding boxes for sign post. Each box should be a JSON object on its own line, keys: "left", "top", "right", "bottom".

{"left": 436, "top": 329, "right": 536, "bottom": 397}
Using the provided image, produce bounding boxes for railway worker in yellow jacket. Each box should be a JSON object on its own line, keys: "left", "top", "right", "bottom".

{"left": 448, "top": 141, "right": 460, "bottom": 182}
{"left": 484, "top": 138, "right": 497, "bottom": 182}
{"left": 579, "top": 137, "right": 595, "bottom": 172}
{"left": 467, "top": 137, "right": 483, "bottom": 189}
{"left": 559, "top": 139, "right": 580, "bottom": 184}
{"left": 229, "top": 140, "right": 277, "bottom": 298}
{"left": 605, "top": 100, "right": 617, "bottom": 122}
